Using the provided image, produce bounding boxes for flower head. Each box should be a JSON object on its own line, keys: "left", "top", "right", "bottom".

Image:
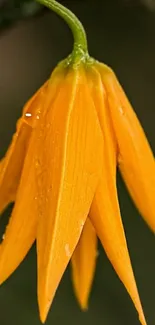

{"left": 0, "top": 60, "right": 154, "bottom": 325}
{"left": 0, "top": 1, "right": 154, "bottom": 325}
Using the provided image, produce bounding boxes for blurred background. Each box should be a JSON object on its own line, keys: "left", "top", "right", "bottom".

{"left": 0, "top": 0, "right": 155, "bottom": 324}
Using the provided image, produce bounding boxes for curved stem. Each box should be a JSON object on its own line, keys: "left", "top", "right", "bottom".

{"left": 36, "top": 0, "right": 88, "bottom": 61}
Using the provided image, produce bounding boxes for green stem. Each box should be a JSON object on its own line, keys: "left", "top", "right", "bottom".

{"left": 36, "top": 0, "right": 89, "bottom": 63}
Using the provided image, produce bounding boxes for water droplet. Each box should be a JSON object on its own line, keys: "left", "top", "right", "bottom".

{"left": 2, "top": 233, "right": 5, "bottom": 240}
{"left": 35, "top": 159, "right": 41, "bottom": 168}
{"left": 119, "top": 107, "right": 124, "bottom": 115}
{"left": 79, "top": 220, "right": 85, "bottom": 233}
{"left": 25, "top": 113, "right": 32, "bottom": 117}
{"left": 36, "top": 115, "right": 40, "bottom": 120}
{"left": 65, "top": 244, "right": 71, "bottom": 257}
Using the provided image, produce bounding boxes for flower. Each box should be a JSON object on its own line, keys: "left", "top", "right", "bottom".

{"left": 0, "top": 64, "right": 104, "bottom": 321}
{"left": 0, "top": 60, "right": 154, "bottom": 325}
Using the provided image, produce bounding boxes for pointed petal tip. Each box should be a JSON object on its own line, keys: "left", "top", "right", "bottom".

{"left": 39, "top": 310, "right": 47, "bottom": 324}
{"left": 132, "top": 293, "right": 147, "bottom": 325}
{"left": 78, "top": 299, "right": 88, "bottom": 311}
{"left": 38, "top": 292, "right": 52, "bottom": 324}
{"left": 74, "top": 289, "right": 89, "bottom": 311}
{"left": 135, "top": 298, "right": 147, "bottom": 325}
{"left": 139, "top": 314, "right": 147, "bottom": 325}
{"left": 71, "top": 219, "right": 97, "bottom": 315}
{"left": 39, "top": 310, "right": 48, "bottom": 324}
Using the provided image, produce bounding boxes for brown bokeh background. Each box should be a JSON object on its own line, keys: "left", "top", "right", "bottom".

{"left": 0, "top": 1, "right": 155, "bottom": 324}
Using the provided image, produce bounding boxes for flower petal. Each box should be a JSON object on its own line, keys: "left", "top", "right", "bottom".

{"left": 36, "top": 68, "right": 103, "bottom": 322}
{"left": 88, "top": 70, "right": 147, "bottom": 325}
{"left": 71, "top": 218, "right": 97, "bottom": 310}
{"left": 0, "top": 129, "right": 38, "bottom": 283}
{"left": 0, "top": 68, "right": 64, "bottom": 282}
{"left": 98, "top": 63, "right": 155, "bottom": 232}
{"left": 0, "top": 81, "right": 47, "bottom": 214}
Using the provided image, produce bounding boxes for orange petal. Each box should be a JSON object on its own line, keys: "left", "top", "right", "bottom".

{"left": 36, "top": 68, "right": 103, "bottom": 322}
{"left": 0, "top": 81, "right": 48, "bottom": 214}
{"left": 88, "top": 71, "right": 147, "bottom": 325}
{"left": 98, "top": 63, "right": 155, "bottom": 232}
{"left": 0, "top": 67, "right": 65, "bottom": 282}
{"left": 71, "top": 218, "right": 97, "bottom": 309}
{"left": 0, "top": 126, "right": 38, "bottom": 283}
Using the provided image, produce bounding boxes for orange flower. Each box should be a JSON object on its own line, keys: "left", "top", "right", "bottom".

{"left": 0, "top": 61, "right": 154, "bottom": 325}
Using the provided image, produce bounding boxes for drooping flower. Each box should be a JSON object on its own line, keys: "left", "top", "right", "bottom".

{"left": 0, "top": 1, "right": 154, "bottom": 325}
